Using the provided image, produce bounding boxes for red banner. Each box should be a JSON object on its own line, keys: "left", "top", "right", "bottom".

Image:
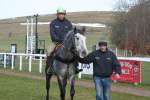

{"left": 111, "top": 60, "right": 141, "bottom": 84}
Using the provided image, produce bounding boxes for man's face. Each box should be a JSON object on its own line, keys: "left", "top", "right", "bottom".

{"left": 57, "top": 13, "right": 65, "bottom": 20}
{"left": 99, "top": 45, "right": 107, "bottom": 52}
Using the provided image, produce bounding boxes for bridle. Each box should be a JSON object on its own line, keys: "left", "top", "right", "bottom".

{"left": 70, "top": 30, "right": 79, "bottom": 57}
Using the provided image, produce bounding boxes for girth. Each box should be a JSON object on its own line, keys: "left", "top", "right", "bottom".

{"left": 54, "top": 55, "right": 75, "bottom": 64}
{"left": 51, "top": 43, "right": 75, "bottom": 64}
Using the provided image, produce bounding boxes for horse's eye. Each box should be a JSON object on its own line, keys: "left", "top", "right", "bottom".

{"left": 76, "top": 37, "right": 79, "bottom": 40}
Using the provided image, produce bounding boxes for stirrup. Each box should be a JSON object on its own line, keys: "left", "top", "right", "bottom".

{"left": 75, "top": 69, "right": 83, "bottom": 74}
{"left": 47, "top": 67, "right": 54, "bottom": 75}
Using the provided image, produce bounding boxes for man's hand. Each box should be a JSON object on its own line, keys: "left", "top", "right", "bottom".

{"left": 115, "top": 73, "right": 120, "bottom": 79}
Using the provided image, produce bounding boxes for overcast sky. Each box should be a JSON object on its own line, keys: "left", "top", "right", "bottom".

{"left": 0, "top": 0, "right": 117, "bottom": 19}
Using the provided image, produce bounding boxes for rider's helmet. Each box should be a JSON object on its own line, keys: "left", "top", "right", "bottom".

{"left": 57, "top": 7, "right": 66, "bottom": 14}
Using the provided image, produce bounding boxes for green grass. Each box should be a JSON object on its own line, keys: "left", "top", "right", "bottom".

{"left": 0, "top": 30, "right": 106, "bottom": 52}
{"left": 0, "top": 75, "right": 150, "bottom": 100}
{"left": 142, "top": 62, "right": 150, "bottom": 85}
{"left": 1, "top": 57, "right": 150, "bottom": 90}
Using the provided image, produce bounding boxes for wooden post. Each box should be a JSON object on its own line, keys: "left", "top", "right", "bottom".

{"left": 11, "top": 55, "right": 14, "bottom": 70}
{"left": 4, "top": 54, "right": 6, "bottom": 68}
{"left": 29, "top": 56, "right": 32, "bottom": 72}
{"left": 39, "top": 56, "right": 42, "bottom": 73}
{"left": 19, "top": 56, "right": 22, "bottom": 71}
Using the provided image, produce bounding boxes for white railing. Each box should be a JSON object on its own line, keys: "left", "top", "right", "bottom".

{"left": 0, "top": 53, "right": 46, "bottom": 73}
{"left": 0, "top": 53, "right": 150, "bottom": 75}
{"left": 118, "top": 57, "right": 150, "bottom": 62}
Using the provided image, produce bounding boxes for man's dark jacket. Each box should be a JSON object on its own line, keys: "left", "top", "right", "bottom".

{"left": 50, "top": 18, "right": 72, "bottom": 43}
{"left": 78, "top": 50, "right": 121, "bottom": 78}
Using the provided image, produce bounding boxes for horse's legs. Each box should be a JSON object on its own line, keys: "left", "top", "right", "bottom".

{"left": 70, "top": 77, "right": 75, "bottom": 100}
{"left": 46, "top": 74, "right": 52, "bottom": 100}
{"left": 57, "top": 76, "right": 67, "bottom": 100}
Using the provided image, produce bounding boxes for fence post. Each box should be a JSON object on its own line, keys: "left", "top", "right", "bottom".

{"left": 4, "top": 54, "right": 6, "bottom": 68}
{"left": 126, "top": 50, "right": 128, "bottom": 57}
{"left": 39, "top": 56, "right": 42, "bottom": 73}
{"left": 19, "top": 56, "right": 22, "bottom": 71}
{"left": 26, "top": 18, "right": 29, "bottom": 54}
{"left": 31, "top": 17, "right": 34, "bottom": 54}
{"left": 115, "top": 48, "right": 118, "bottom": 56}
{"left": 125, "top": 50, "right": 127, "bottom": 56}
{"left": 130, "top": 50, "right": 132, "bottom": 56}
{"left": 11, "top": 54, "right": 14, "bottom": 70}
{"left": 78, "top": 63, "right": 82, "bottom": 79}
{"left": 29, "top": 56, "right": 32, "bottom": 72}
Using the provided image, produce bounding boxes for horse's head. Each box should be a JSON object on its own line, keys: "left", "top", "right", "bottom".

{"left": 73, "top": 27, "right": 88, "bottom": 58}
{"left": 63, "top": 27, "right": 88, "bottom": 58}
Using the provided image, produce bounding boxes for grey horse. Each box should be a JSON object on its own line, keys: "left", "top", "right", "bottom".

{"left": 45, "top": 27, "right": 88, "bottom": 100}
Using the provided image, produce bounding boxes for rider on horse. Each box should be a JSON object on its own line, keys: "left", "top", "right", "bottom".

{"left": 47, "top": 7, "right": 82, "bottom": 74}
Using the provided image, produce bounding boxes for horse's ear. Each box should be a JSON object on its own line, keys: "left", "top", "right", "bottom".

{"left": 82, "top": 26, "right": 86, "bottom": 32}
{"left": 81, "top": 26, "right": 86, "bottom": 35}
{"left": 74, "top": 27, "right": 77, "bottom": 34}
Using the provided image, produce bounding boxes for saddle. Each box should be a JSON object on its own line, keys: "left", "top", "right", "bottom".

{"left": 51, "top": 43, "right": 63, "bottom": 57}
{"left": 46, "top": 43, "right": 63, "bottom": 74}
{"left": 46, "top": 43, "right": 75, "bottom": 75}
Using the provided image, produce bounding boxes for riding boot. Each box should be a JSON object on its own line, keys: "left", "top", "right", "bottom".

{"left": 74, "top": 61, "right": 83, "bottom": 74}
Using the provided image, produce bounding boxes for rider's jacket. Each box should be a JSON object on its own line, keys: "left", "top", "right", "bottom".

{"left": 49, "top": 18, "right": 72, "bottom": 43}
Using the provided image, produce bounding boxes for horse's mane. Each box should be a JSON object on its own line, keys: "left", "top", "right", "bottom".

{"left": 65, "top": 30, "right": 74, "bottom": 39}
{"left": 63, "top": 29, "right": 74, "bottom": 45}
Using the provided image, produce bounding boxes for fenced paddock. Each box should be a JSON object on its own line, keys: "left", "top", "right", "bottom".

{"left": 0, "top": 53, "right": 46, "bottom": 74}
{"left": 0, "top": 52, "right": 150, "bottom": 86}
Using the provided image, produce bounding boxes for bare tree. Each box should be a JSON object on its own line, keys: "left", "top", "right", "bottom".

{"left": 111, "top": 0, "right": 150, "bottom": 55}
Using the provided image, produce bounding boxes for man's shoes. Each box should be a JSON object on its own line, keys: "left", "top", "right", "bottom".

{"left": 75, "top": 68, "right": 83, "bottom": 74}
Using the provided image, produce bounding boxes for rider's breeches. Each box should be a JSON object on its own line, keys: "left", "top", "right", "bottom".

{"left": 46, "top": 43, "right": 56, "bottom": 56}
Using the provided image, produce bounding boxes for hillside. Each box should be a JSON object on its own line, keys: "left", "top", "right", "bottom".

{"left": 0, "top": 11, "right": 114, "bottom": 35}
{"left": 0, "top": 11, "right": 114, "bottom": 52}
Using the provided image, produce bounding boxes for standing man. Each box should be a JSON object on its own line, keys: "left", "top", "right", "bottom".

{"left": 77, "top": 41, "right": 121, "bottom": 100}
{"left": 47, "top": 7, "right": 82, "bottom": 74}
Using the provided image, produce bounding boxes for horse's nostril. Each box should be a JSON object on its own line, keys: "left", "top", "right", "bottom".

{"left": 82, "top": 51, "right": 87, "bottom": 56}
